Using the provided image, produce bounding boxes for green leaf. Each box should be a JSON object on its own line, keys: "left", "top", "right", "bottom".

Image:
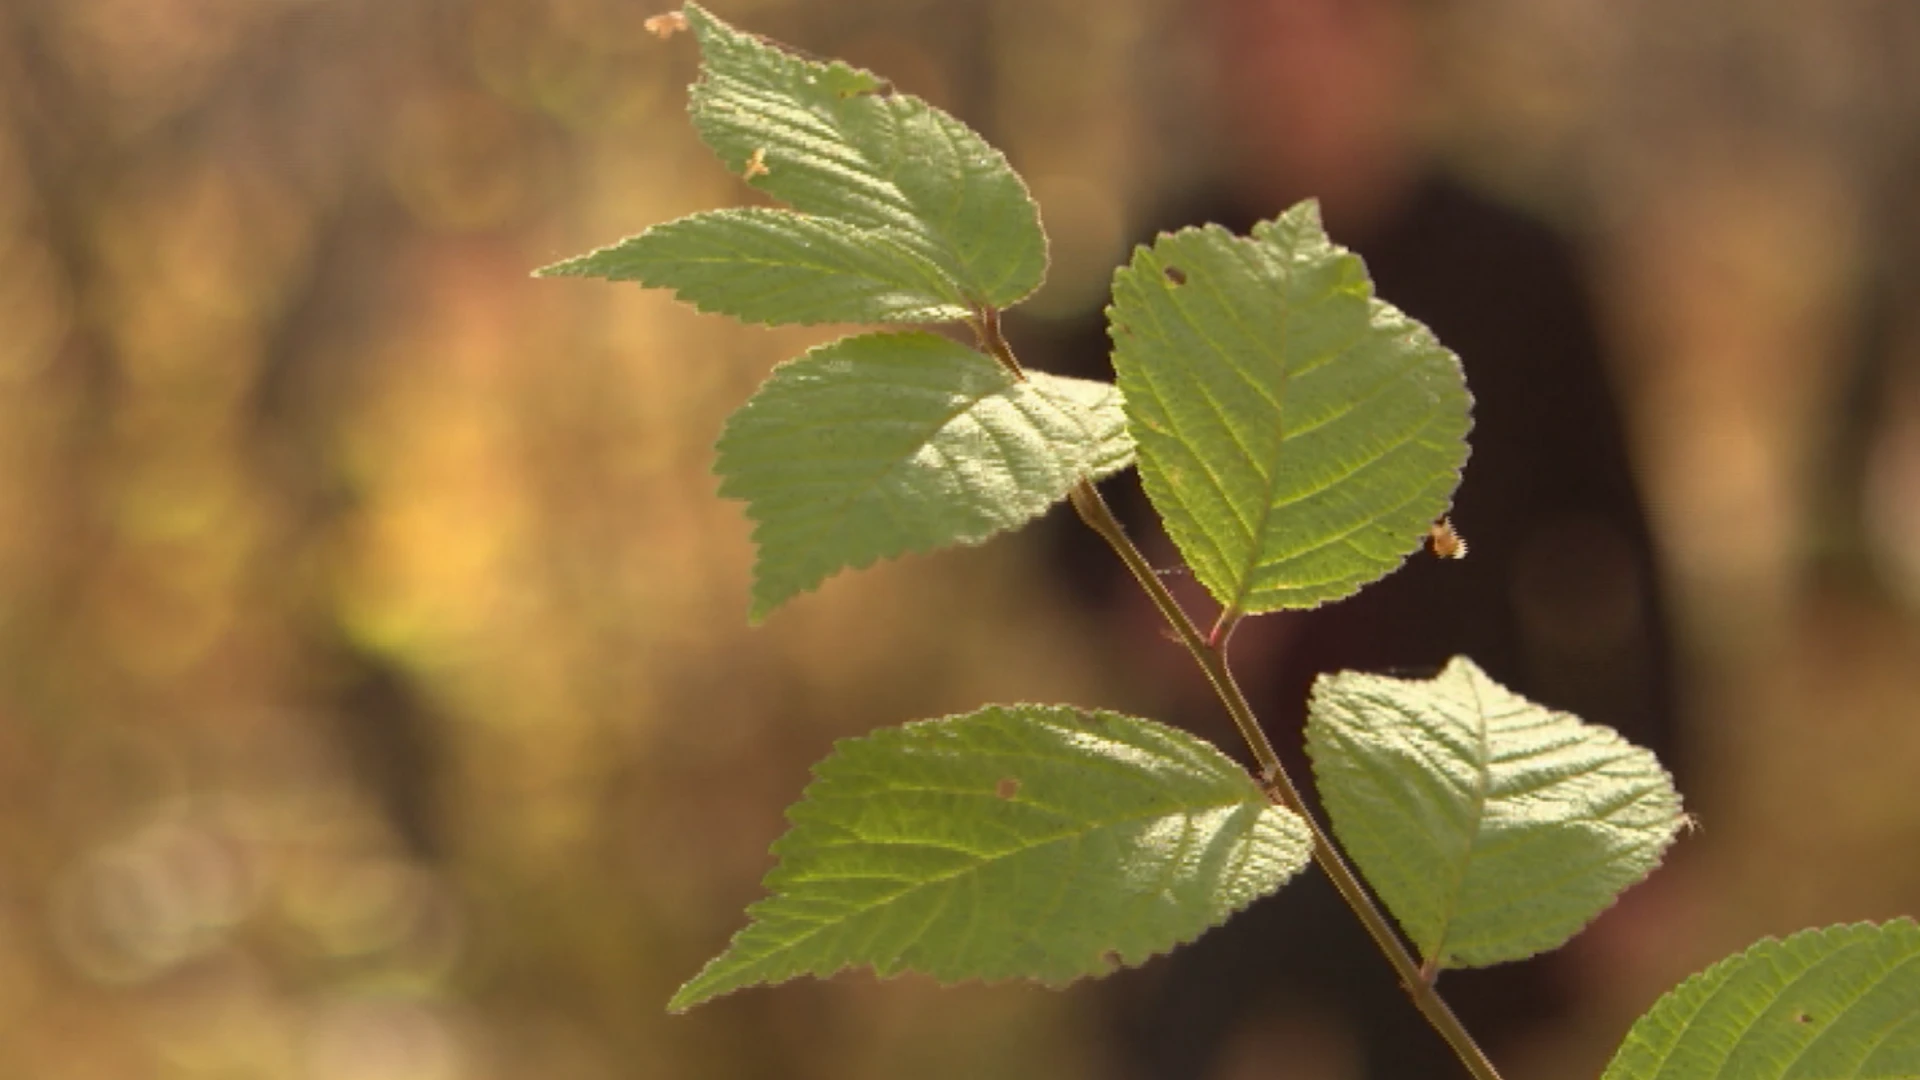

{"left": 1306, "top": 656, "right": 1682, "bottom": 969}
{"left": 669, "top": 703, "right": 1314, "bottom": 1011}
{"left": 535, "top": 208, "right": 970, "bottom": 326}
{"left": 680, "top": 2, "right": 1046, "bottom": 310}
{"left": 715, "top": 331, "right": 1133, "bottom": 623}
{"left": 1108, "top": 200, "right": 1471, "bottom": 614}
{"left": 1603, "top": 919, "right": 1920, "bottom": 1080}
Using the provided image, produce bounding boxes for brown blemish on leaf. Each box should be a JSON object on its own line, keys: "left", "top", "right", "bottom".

{"left": 1163, "top": 265, "right": 1187, "bottom": 285}
{"left": 643, "top": 12, "right": 687, "bottom": 39}
{"left": 1100, "top": 949, "right": 1124, "bottom": 972}
{"left": 742, "top": 147, "right": 769, "bottom": 180}
{"left": 1427, "top": 516, "right": 1467, "bottom": 559}
{"left": 839, "top": 78, "right": 897, "bottom": 99}
{"left": 995, "top": 777, "right": 1020, "bottom": 800}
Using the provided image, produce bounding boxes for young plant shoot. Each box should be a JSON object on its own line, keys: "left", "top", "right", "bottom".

{"left": 541, "top": 7, "right": 1920, "bottom": 1077}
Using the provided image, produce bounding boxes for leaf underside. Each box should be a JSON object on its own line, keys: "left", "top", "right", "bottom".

{"left": 714, "top": 331, "right": 1134, "bottom": 622}
{"left": 1306, "top": 656, "right": 1683, "bottom": 969}
{"left": 669, "top": 703, "right": 1315, "bottom": 1011}
{"left": 1602, "top": 919, "right": 1920, "bottom": 1080}
{"left": 1108, "top": 201, "right": 1471, "bottom": 614}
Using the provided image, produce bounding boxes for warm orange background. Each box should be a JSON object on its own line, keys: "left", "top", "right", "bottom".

{"left": 1, "top": 1, "right": 1916, "bottom": 1077}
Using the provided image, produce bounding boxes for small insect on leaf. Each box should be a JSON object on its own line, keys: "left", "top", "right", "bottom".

{"left": 742, "top": 147, "right": 770, "bottom": 180}
{"left": 643, "top": 11, "right": 687, "bottom": 39}
{"left": 1428, "top": 516, "right": 1468, "bottom": 559}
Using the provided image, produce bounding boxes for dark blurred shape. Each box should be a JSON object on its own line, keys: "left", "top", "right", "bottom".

{"left": 1020, "top": 0, "right": 1678, "bottom": 1076}
{"left": 1816, "top": 143, "right": 1920, "bottom": 610}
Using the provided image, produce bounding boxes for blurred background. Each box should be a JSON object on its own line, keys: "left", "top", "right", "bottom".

{"left": 0, "top": 0, "right": 1917, "bottom": 1077}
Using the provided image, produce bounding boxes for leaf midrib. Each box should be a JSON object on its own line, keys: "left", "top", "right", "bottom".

{"left": 732, "top": 784, "right": 1267, "bottom": 971}
{"left": 1426, "top": 669, "right": 1496, "bottom": 967}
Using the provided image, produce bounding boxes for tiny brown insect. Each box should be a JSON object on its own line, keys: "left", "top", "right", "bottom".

{"left": 1428, "top": 517, "right": 1468, "bottom": 559}
{"left": 741, "top": 147, "right": 770, "bottom": 180}
{"left": 643, "top": 12, "right": 687, "bottom": 39}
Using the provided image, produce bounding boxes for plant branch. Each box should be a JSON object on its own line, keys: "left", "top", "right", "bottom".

{"left": 1066, "top": 477, "right": 1504, "bottom": 1080}
{"left": 1065, "top": 481, "right": 1282, "bottom": 781}
{"left": 970, "top": 304, "right": 1025, "bottom": 381}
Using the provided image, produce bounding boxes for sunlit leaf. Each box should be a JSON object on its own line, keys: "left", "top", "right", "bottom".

{"left": 669, "top": 703, "right": 1314, "bottom": 1010}
{"left": 1108, "top": 200, "right": 1470, "bottom": 614}
{"left": 1306, "top": 656, "right": 1683, "bottom": 969}
{"left": 715, "top": 331, "right": 1133, "bottom": 622}
{"left": 536, "top": 208, "right": 970, "bottom": 325}
{"left": 1603, "top": 919, "right": 1920, "bottom": 1080}
{"left": 680, "top": 1, "right": 1046, "bottom": 310}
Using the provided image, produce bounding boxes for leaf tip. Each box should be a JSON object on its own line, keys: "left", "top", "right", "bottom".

{"left": 665, "top": 978, "right": 716, "bottom": 1014}
{"left": 668, "top": 945, "right": 758, "bottom": 1013}
{"left": 1279, "top": 196, "right": 1324, "bottom": 231}
{"left": 745, "top": 580, "right": 791, "bottom": 626}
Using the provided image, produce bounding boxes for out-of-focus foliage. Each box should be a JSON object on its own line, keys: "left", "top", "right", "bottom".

{"left": 0, "top": 0, "right": 1917, "bottom": 1078}
{"left": 0, "top": 1, "right": 1122, "bottom": 1076}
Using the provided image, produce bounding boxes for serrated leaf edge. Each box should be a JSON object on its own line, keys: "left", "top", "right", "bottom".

{"left": 1603, "top": 918, "right": 1920, "bottom": 1080}
{"left": 713, "top": 332, "right": 1134, "bottom": 622}
{"left": 669, "top": 704, "right": 1312, "bottom": 1010}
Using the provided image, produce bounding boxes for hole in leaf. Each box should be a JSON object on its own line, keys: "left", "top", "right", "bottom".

{"left": 995, "top": 777, "right": 1020, "bottom": 800}
{"left": 1163, "top": 266, "right": 1187, "bottom": 285}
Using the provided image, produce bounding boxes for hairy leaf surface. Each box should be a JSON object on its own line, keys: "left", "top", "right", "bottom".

{"left": 536, "top": 208, "right": 969, "bottom": 325}
{"left": 670, "top": 704, "right": 1314, "bottom": 1011}
{"left": 1108, "top": 201, "right": 1470, "bottom": 613}
{"left": 1603, "top": 919, "right": 1920, "bottom": 1080}
{"left": 715, "top": 332, "right": 1133, "bottom": 622}
{"left": 679, "top": 2, "right": 1045, "bottom": 310}
{"left": 1306, "top": 657, "right": 1682, "bottom": 969}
